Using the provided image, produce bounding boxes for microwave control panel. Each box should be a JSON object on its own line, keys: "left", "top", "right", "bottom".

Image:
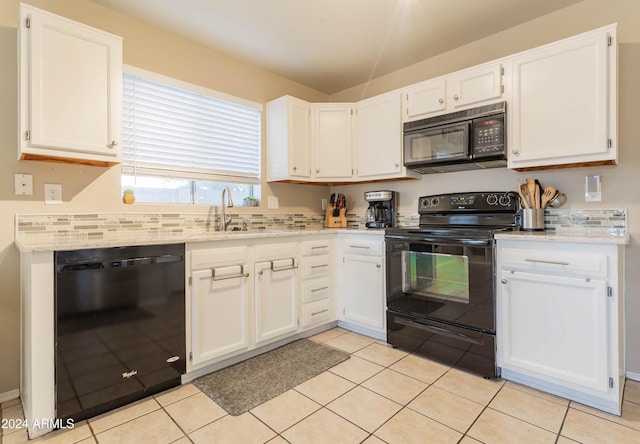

{"left": 472, "top": 116, "right": 504, "bottom": 156}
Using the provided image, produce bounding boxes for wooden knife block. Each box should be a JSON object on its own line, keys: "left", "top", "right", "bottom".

{"left": 324, "top": 207, "right": 347, "bottom": 228}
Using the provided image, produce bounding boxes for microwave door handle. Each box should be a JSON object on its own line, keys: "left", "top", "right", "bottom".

{"left": 463, "top": 121, "right": 472, "bottom": 157}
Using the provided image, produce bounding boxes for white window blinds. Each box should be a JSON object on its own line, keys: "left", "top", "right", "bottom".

{"left": 122, "top": 72, "right": 261, "bottom": 184}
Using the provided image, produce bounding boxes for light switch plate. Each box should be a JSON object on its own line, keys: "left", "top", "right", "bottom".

{"left": 585, "top": 175, "right": 601, "bottom": 202}
{"left": 15, "top": 173, "right": 33, "bottom": 195}
{"left": 267, "top": 196, "right": 279, "bottom": 209}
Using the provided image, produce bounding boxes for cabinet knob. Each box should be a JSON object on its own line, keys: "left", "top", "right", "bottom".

{"left": 453, "top": 95, "right": 459, "bottom": 101}
{"left": 512, "top": 149, "right": 519, "bottom": 155}
{"left": 394, "top": 163, "right": 399, "bottom": 168}
{"left": 376, "top": 264, "right": 382, "bottom": 268}
{"left": 500, "top": 278, "right": 508, "bottom": 284}
{"left": 316, "top": 169, "right": 320, "bottom": 173}
{"left": 438, "top": 98, "right": 444, "bottom": 104}
{"left": 110, "top": 140, "right": 118, "bottom": 148}
{"left": 292, "top": 166, "right": 297, "bottom": 172}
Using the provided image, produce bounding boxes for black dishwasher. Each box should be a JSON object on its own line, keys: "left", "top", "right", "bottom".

{"left": 54, "top": 243, "right": 185, "bottom": 423}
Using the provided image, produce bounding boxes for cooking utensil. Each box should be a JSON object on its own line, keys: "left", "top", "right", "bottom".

{"left": 517, "top": 180, "right": 530, "bottom": 209}
{"left": 541, "top": 186, "right": 557, "bottom": 208}
{"left": 521, "top": 186, "right": 533, "bottom": 210}
{"left": 526, "top": 178, "right": 537, "bottom": 208}
{"left": 534, "top": 179, "right": 542, "bottom": 209}
{"left": 548, "top": 191, "right": 566, "bottom": 208}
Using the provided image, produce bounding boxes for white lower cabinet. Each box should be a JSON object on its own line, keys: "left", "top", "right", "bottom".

{"left": 187, "top": 235, "right": 336, "bottom": 372}
{"left": 189, "top": 246, "right": 251, "bottom": 367}
{"left": 299, "top": 237, "right": 335, "bottom": 329}
{"left": 254, "top": 243, "right": 299, "bottom": 345}
{"left": 496, "top": 239, "right": 624, "bottom": 414}
{"left": 337, "top": 234, "right": 386, "bottom": 339}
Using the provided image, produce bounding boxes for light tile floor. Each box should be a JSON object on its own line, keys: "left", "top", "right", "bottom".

{"left": 2, "top": 327, "right": 640, "bottom": 444}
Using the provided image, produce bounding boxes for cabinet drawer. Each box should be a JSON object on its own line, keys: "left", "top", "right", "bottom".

{"left": 301, "top": 299, "right": 333, "bottom": 327}
{"left": 301, "top": 239, "right": 331, "bottom": 256}
{"left": 342, "top": 239, "right": 383, "bottom": 256}
{"left": 191, "top": 246, "right": 249, "bottom": 270}
{"left": 302, "top": 276, "right": 331, "bottom": 303}
{"left": 501, "top": 247, "right": 608, "bottom": 278}
{"left": 254, "top": 242, "right": 297, "bottom": 262}
{"left": 301, "top": 255, "right": 330, "bottom": 280}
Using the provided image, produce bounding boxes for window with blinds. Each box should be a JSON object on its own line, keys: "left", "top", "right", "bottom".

{"left": 120, "top": 68, "right": 262, "bottom": 204}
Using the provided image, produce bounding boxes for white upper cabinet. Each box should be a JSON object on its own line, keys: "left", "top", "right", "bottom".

{"left": 402, "top": 62, "right": 505, "bottom": 122}
{"left": 447, "top": 63, "right": 505, "bottom": 110}
{"left": 402, "top": 79, "right": 447, "bottom": 122}
{"left": 354, "top": 91, "right": 418, "bottom": 181}
{"left": 19, "top": 4, "right": 122, "bottom": 166}
{"left": 311, "top": 103, "right": 355, "bottom": 181}
{"left": 508, "top": 24, "right": 617, "bottom": 170}
{"left": 266, "top": 95, "right": 312, "bottom": 181}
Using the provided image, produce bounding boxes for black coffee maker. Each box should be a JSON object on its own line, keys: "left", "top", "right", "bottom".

{"left": 364, "top": 190, "right": 397, "bottom": 228}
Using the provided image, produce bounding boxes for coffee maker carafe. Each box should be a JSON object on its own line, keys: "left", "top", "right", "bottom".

{"left": 364, "top": 190, "right": 397, "bottom": 228}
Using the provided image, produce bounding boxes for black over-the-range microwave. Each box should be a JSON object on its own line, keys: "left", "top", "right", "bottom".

{"left": 403, "top": 101, "right": 507, "bottom": 174}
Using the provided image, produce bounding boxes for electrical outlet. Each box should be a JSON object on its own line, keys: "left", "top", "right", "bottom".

{"left": 44, "top": 184, "right": 62, "bottom": 204}
{"left": 14, "top": 173, "right": 33, "bottom": 195}
{"left": 267, "top": 196, "right": 279, "bottom": 209}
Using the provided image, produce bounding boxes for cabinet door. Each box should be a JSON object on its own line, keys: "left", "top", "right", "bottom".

{"left": 312, "top": 104, "right": 354, "bottom": 180}
{"left": 448, "top": 64, "right": 504, "bottom": 109}
{"left": 340, "top": 254, "right": 385, "bottom": 331}
{"left": 402, "top": 79, "right": 446, "bottom": 122}
{"left": 509, "top": 28, "right": 615, "bottom": 168}
{"left": 254, "top": 260, "right": 298, "bottom": 344}
{"left": 288, "top": 98, "right": 312, "bottom": 179}
{"left": 355, "top": 93, "right": 402, "bottom": 179}
{"left": 20, "top": 5, "right": 122, "bottom": 164}
{"left": 190, "top": 267, "right": 250, "bottom": 366}
{"left": 499, "top": 270, "right": 609, "bottom": 393}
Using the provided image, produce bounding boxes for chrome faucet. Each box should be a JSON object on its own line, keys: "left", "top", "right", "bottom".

{"left": 220, "top": 186, "right": 234, "bottom": 231}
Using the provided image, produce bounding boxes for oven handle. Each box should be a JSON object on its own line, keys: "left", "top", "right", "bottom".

{"left": 385, "top": 234, "right": 492, "bottom": 246}
{"left": 395, "top": 318, "right": 483, "bottom": 346}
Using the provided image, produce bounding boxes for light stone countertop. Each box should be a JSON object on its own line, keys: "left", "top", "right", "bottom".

{"left": 15, "top": 228, "right": 386, "bottom": 253}
{"left": 494, "top": 230, "right": 630, "bottom": 245}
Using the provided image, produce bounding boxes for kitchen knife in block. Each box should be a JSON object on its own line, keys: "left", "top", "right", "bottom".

{"left": 324, "top": 207, "right": 347, "bottom": 228}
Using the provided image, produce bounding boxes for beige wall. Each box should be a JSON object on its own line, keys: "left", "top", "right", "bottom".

{"left": 330, "top": 0, "right": 640, "bottom": 375}
{"left": 2, "top": 0, "right": 640, "bottom": 396}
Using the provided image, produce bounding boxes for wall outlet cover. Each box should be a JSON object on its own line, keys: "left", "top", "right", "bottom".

{"left": 44, "top": 183, "right": 62, "bottom": 204}
{"left": 15, "top": 173, "right": 33, "bottom": 195}
{"left": 267, "top": 196, "right": 279, "bottom": 209}
{"left": 585, "top": 175, "right": 602, "bottom": 202}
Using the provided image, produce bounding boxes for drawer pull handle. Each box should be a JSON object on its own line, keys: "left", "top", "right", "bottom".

{"left": 311, "top": 286, "right": 329, "bottom": 293}
{"left": 311, "top": 264, "right": 329, "bottom": 269}
{"left": 311, "top": 245, "right": 328, "bottom": 250}
{"left": 259, "top": 258, "right": 297, "bottom": 275}
{"left": 349, "top": 245, "right": 370, "bottom": 249}
{"left": 211, "top": 264, "right": 249, "bottom": 281}
{"left": 524, "top": 258, "right": 570, "bottom": 266}
{"left": 311, "top": 309, "right": 329, "bottom": 316}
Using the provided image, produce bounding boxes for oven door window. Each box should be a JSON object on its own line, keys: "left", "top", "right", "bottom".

{"left": 404, "top": 121, "right": 469, "bottom": 164}
{"left": 402, "top": 251, "right": 469, "bottom": 303}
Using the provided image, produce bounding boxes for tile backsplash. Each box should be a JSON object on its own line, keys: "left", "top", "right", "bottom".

{"left": 15, "top": 212, "right": 326, "bottom": 245}
{"left": 15, "top": 208, "right": 627, "bottom": 245}
{"left": 543, "top": 208, "right": 627, "bottom": 236}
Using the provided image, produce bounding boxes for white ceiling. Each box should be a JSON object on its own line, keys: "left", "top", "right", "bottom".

{"left": 89, "top": 0, "right": 582, "bottom": 94}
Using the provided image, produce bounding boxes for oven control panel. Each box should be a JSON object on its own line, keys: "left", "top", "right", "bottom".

{"left": 419, "top": 191, "right": 518, "bottom": 213}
